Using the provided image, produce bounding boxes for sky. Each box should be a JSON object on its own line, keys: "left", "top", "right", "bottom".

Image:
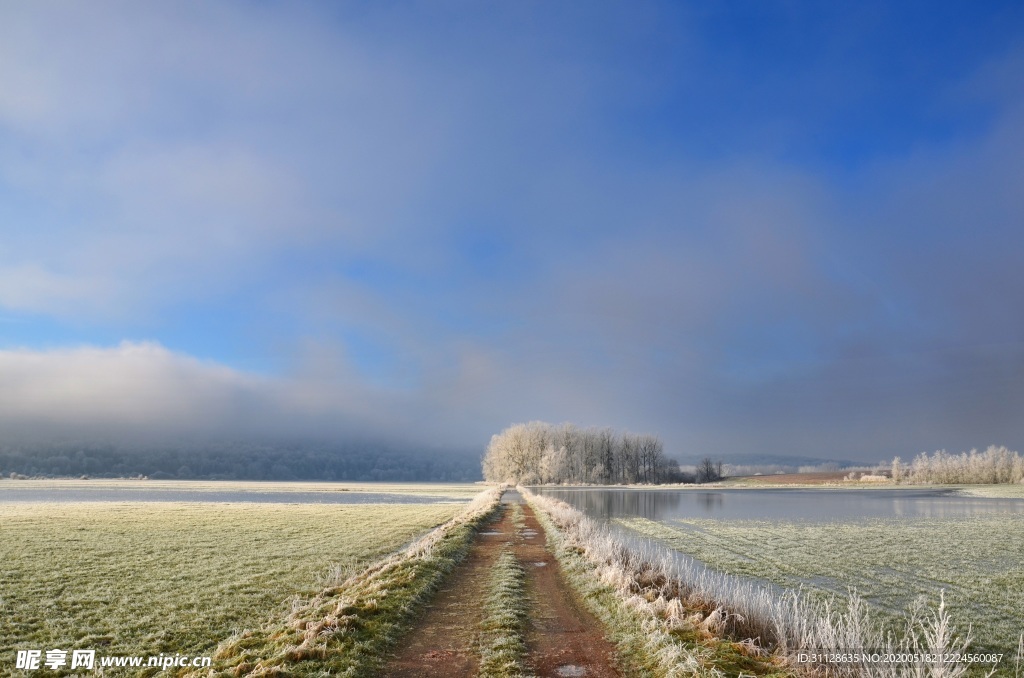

{"left": 1, "top": 1, "right": 1023, "bottom": 463}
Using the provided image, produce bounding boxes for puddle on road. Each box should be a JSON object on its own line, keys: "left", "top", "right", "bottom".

{"left": 480, "top": 531, "right": 503, "bottom": 535}
{"left": 532, "top": 561, "right": 547, "bottom": 567}
{"left": 555, "top": 665, "right": 586, "bottom": 677}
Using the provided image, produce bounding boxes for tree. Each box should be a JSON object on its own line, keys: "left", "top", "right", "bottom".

{"left": 480, "top": 422, "right": 670, "bottom": 485}
{"left": 696, "top": 457, "right": 723, "bottom": 484}
{"left": 891, "top": 456, "right": 904, "bottom": 483}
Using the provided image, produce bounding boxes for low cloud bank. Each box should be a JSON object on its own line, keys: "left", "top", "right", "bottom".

{"left": 0, "top": 342, "right": 481, "bottom": 480}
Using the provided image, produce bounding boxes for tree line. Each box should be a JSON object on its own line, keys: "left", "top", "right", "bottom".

{"left": 481, "top": 421, "right": 684, "bottom": 484}
{"left": 891, "top": 445, "right": 1023, "bottom": 484}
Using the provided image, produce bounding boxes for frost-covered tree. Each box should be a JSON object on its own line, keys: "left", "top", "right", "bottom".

{"left": 892, "top": 446, "right": 1023, "bottom": 485}
{"left": 481, "top": 422, "right": 674, "bottom": 485}
{"left": 891, "top": 456, "right": 905, "bottom": 483}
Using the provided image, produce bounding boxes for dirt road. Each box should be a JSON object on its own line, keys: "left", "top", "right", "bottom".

{"left": 381, "top": 490, "right": 619, "bottom": 677}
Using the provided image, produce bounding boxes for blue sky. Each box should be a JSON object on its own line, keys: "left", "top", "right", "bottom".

{"left": 1, "top": 1, "right": 1023, "bottom": 461}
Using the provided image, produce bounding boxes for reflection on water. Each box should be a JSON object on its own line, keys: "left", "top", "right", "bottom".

{"left": 700, "top": 493, "right": 723, "bottom": 512}
{"left": 0, "top": 488, "right": 464, "bottom": 505}
{"left": 531, "top": 487, "right": 1024, "bottom": 522}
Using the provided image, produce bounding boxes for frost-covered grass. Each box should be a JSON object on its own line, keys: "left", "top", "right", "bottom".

{"left": 527, "top": 488, "right": 1013, "bottom": 677}
{"left": 619, "top": 514, "right": 1024, "bottom": 665}
{"left": 954, "top": 485, "right": 1024, "bottom": 499}
{"left": 523, "top": 488, "right": 789, "bottom": 677}
{"left": 187, "top": 486, "right": 503, "bottom": 677}
{"left": 478, "top": 535, "right": 531, "bottom": 678}
{"left": 0, "top": 501, "right": 463, "bottom": 672}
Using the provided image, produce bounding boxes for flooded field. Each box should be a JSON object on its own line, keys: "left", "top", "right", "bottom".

{"left": 0, "top": 479, "right": 477, "bottom": 504}
{"left": 530, "top": 485, "right": 1024, "bottom": 521}
{"left": 533, "top": 486, "right": 1024, "bottom": 666}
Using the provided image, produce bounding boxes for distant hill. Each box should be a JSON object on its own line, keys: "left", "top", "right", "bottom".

{"left": 674, "top": 452, "right": 867, "bottom": 470}
{"left": 0, "top": 440, "right": 483, "bottom": 482}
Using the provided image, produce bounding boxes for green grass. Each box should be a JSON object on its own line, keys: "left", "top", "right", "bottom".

{"left": 0, "top": 501, "right": 463, "bottom": 671}
{"left": 618, "top": 514, "right": 1024, "bottom": 660}
{"left": 479, "top": 505, "right": 531, "bottom": 678}
{"left": 478, "top": 546, "right": 530, "bottom": 677}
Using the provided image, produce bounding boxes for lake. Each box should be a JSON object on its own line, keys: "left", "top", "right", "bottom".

{"left": 0, "top": 486, "right": 467, "bottom": 504}
{"left": 529, "top": 486, "right": 1024, "bottom": 521}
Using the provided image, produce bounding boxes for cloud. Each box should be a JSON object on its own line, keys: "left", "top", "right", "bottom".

{"left": 0, "top": 264, "right": 113, "bottom": 316}
{"left": 0, "top": 2, "right": 449, "bottom": 318}
{"left": 0, "top": 342, "right": 270, "bottom": 439}
{"left": 0, "top": 1, "right": 691, "bottom": 306}
{"left": 1, "top": 4, "right": 1023, "bottom": 463}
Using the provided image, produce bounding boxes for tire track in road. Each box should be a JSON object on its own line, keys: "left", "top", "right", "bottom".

{"left": 381, "top": 490, "right": 620, "bottom": 677}
{"left": 508, "top": 491, "right": 620, "bottom": 678}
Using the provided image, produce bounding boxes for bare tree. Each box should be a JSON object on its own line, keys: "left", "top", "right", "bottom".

{"left": 597, "top": 428, "right": 615, "bottom": 484}
{"left": 696, "top": 457, "right": 722, "bottom": 484}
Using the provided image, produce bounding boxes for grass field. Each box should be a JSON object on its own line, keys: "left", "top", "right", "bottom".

{"left": 196, "top": 486, "right": 502, "bottom": 677}
{"left": 0, "top": 500, "right": 464, "bottom": 666}
{"left": 618, "top": 513, "right": 1024, "bottom": 661}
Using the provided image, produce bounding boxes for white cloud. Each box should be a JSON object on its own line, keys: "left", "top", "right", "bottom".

{"left": 0, "top": 340, "right": 504, "bottom": 448}
{"left": 0, "top": 5, "right": 1022, "bottom": 462}
{"left": 0, "top": 342, "right": 266, "bottom": 433}
{"left": 0, "top": 264, "right": 112, "bottom": 316}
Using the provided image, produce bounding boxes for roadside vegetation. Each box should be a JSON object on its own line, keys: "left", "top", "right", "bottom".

{"left": 0, "top": 501, "right": 463, "bottom": 668}
{"left": 619, "top": 514, "right": 1024, "bottom": 663}
{"left": 525, "top": 488, "right": 1014, "bottom": 677}
{"left": 523, "top": 488, "right": 790, "bottom": 677}
{"left": 186, "top": 486, "right": 503, "bottom": 676}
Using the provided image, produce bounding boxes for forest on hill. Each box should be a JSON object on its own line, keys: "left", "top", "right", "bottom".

{"left": 0, "top": 440, "right": 481, "bottom": 482}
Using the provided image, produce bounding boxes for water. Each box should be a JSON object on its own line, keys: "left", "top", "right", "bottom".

{"left": 532, "top": 485, "right": 1024, "bottom": 596}
{"left": 0, "top": 487, "right": 465, "bottom": 505}
{"left": 530, "top": 486, "right": 1024, "bottom": 522}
